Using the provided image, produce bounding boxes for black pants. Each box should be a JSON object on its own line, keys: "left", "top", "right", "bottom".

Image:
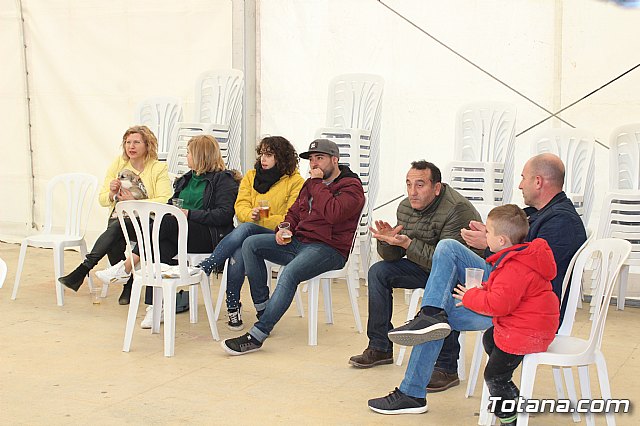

{"left": 483, "top": 327, "right": 524, "bottom": 420}
{"left": 140, "top": 215, "right": 214, "bottom": 304}
{"left": 82, "top": 218, "right": 136, "bottom": 270}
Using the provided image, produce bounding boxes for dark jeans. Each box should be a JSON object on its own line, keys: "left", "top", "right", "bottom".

{"left": 140, "top": 215, "right": 214, "bottom": 305}
{"left": 82, "top": 218, "right": 134, "bottom": 271}
{"left": 366, "top": 260, "right": 428, "bottom": 352}
{"left": 483, "top": 327, "right": 524, "bottom": 420}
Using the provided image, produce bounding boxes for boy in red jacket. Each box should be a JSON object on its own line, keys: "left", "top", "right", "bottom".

{"left": 454, "top": 204, "right": 559, "bottom": 425}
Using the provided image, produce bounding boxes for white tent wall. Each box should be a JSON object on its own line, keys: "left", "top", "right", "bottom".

{"left": 259, "top": 0, "right": 640, "bottom": 231}
{"left": 0, "top": 0, "right": 232, "bottom": 245}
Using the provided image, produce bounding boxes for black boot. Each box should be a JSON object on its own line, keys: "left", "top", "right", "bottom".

{"left": 119, "top": 277, "right": 133, "bottom": 305}
{"left": 58, "top": 264, "right": 90, "bottom": 292}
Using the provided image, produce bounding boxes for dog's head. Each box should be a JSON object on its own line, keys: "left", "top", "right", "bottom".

{"left": 118, "top": 169, "right": 140, "bottom": 189}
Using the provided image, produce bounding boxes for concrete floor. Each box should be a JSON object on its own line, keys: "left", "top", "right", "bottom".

{"left": 0, "top": 241, "right": 639, "bottom": 425}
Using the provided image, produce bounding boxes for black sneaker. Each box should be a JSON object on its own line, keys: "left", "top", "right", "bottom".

{"left": 227, "top": 304, "right": 244, "bottom": 331}
{"left": 221, "top": 333, "right": 262, "bottom": 356}
{"left": 368, "top": 388, "right": 427, "bottom": 415}
{"left": 387, "top": 310, "right": 451, "bottom": 346}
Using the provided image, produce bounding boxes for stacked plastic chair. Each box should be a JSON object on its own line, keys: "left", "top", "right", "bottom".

{"left": 609, "top": 123, "right": 640, "bottom": 190}
{"left": 136, "top": 97, "right": 183, "bottom": 161}
{"left": 445, "top": 102, "right": 517, "bottom": 206}
{"left": 194, "top": 69, "right": 244, "bottom": 171}
{"left": 531, "top": 127, "right": 596, "bottom": 226}
{"left": 315, "top": 73, "right": 384, "bottom": 280}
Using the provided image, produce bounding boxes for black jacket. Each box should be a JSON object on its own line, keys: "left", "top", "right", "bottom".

{"left": 172, "top": 170, "right": 239, "bottom": 247}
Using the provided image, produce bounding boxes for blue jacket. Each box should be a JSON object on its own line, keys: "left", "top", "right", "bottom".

{"left": 524, "top": 191, "right": 587, "bottom": 320}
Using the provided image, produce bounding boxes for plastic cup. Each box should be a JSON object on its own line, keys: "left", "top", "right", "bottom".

{"left": 258, "top": 200, "right": 270, "bottom": 218}
{"left": 465, "top": 268, "right": 484, "bottom": 289}
{"left": 172, "top": 198, "right": 184, "bottom": 209}
{"left": 278, "top": 221, "right": 292, "bottom": 244}
{"left": 91, "top": 287, "right": 102, "bottom": 304}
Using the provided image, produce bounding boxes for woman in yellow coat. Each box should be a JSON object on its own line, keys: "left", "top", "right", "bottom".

{"left": 198, "top": 136, "right": 304, "bottom": 330}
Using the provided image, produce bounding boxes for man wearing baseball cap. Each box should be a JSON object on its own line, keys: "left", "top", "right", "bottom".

{"left": 221, "top": 139, "right": 365, "bottom": 355}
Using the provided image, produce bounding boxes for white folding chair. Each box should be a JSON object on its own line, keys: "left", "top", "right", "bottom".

{"left": 118, "top": 201, "right": 218, "bottom": 357}
{"left": 12, "top": 173, "right": 98, "bottom": 306}
{"left": 478, "top": 238, "right": 631, "bottom": 426}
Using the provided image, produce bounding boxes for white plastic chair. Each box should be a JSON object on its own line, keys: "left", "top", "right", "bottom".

{"left": 454, "top": 102, "right": 517, "bottom": 204}
{"left": 478, "top": 238, "right": 631, "bottom": 426}
{"left": 609, "top": 123, "right": 640, "bottom": 190}
{"left": 136, "top": 97, "right": 183, "bottom": 161}
{"left": 11, "top": 173, "right": 98, "bottom": 306}
{"left": 444, "top": 161, "right": 505, "bottom": 205}
{"left": 166, "top": 122, "right": 222, "bottom": 181}
{"left": 118, "top": 201, "right": 218, "bottom": 357}
{"left": 194, "top": 70, "right": 243, "bottom": 171}
{"left": 596, "top": 192, "right": 640, "bottom": 310}
{"left": 531, "top": 128, "right": 596, "bottom": 226}
{"left": 0, "top": 258, "right": 7, "bottom": 288}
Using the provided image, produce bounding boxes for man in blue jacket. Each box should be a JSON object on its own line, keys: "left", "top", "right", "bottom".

{"left": 368, "top": 153, "right": 587, "bottom": 414}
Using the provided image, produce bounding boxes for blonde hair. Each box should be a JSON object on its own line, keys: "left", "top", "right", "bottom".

{"left": 487, "top": 204, "right": 529, "bottom": 244}
{"left": 188, "top": 135, "right": 226, "bottom": 175}
{"left": 121, "top": 125, "right": 158, "bottom": 162}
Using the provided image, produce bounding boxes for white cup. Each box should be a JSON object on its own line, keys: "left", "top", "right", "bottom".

{"left": 465, "top": 268, "right": 484, "bottom": 289}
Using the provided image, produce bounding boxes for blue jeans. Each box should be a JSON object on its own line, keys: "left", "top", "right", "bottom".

{"left": 366, "top": 259, "right": 429, "bottom": 353}
{"left": 400, "top": 239, "right": 493, "bottom": 399}
{"left": 199, "top": 222, "right": 273, "bottom": 310}
{"left": 242, "top": 234, "right": 346, "bottom": 342}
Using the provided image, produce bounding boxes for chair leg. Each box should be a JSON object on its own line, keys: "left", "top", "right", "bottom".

{"left": 561, "top": 367, "right": 581, "bottom": 423}
{"left": 214, "top": 260, "right": 229, "bottom": 321}
{"left": 578, "top": 365, "right": 595, "bottom": 426}
{"left": 11, "top": 241, "right": 28, "bottom": 300}
{"left": 53, "top": 244, "right": 65, "bottom": 306}
{"left": 617, "top": 264, "right": 629, "bottom": 310}
{"left": 163, "top": 287, "right": 177, "bottom": 357}
{"left": 123, "top": 281, "right": 143, "bottom": 352}
{"left": 199, "top": 274, "right": 220, "bottom": 341}
{"left": 322, "top": 279, "right": 333, "bottom": 324}
{"left": 594, "top": 352, "right": 616, "bottom": 426}
{"left": 396, "top": 288, "right": 424, "bottom": 366}
{"left": 189, "top": 283, "right": 199, "bottom": 324}
{"left": 308, "top": 278, "right": 320, "bottom": 346}
{"left": 294, "top": 287, "right": 305, "bottom": 317}
{"left": 465, "top": 330, "right": 486, "bottom": 398}
{"left": 151, "top": 288, "right": 163, "bottom": 334}
{"left": 478, "top": 380, "right": 496, "bottom": 425}
{"left": 516, "top": 357, "right": 538, "bottom": 426}
{"left": 458, "top": 332, "right": 467, "bottom": 381}
{"left": 346, "top": 275, "right": 363, "bottom": 333}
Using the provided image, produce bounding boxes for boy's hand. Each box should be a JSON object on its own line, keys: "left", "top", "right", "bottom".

{"left": 452, "top": 284, "right": 468, "bottom": 307}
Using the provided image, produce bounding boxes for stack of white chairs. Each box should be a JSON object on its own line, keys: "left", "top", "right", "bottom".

{"left": 530, "top": 127, "right": 596, "bottom": 226}
{"left": 136, "top": 97, "right": 183, "bottom": 161}
{"left": 194, "top": 69, "right": 244, "bottom": 171}
{"left": 609, "top": 123, "right": 640, "bottom": 190}
{"left": 445, "top": 102, "right": 517, "bottom": 206}
{"left": 166, "top": 122, "right": 219, "bottom": 181}
{"left": 315, "top": 73, "right": 384, "bottom": 280}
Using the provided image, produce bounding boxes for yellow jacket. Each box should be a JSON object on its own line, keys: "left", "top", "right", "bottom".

{"left": 234, "top": 169, "right": 304, "bottom": 229}
{"left": 98, "top": 156, "right": 173, "bottom": 211}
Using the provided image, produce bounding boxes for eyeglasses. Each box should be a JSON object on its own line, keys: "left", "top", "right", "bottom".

{"left": 125, "top": 140, "right": 143, "bottom": 146}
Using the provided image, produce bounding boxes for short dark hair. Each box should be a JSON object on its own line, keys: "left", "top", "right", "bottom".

{"left": 411, "top": 160, "right": 441, "bottom": 183}
{"left": 487, "top": 204, "right": 529, "bottom": 244}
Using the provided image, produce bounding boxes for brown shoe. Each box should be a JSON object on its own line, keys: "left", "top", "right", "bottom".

{"left": 349, "top": 348, "right": 393, "bottom": 368}
{"left": 426, "top": 370, "right": 460, "bottom": 392}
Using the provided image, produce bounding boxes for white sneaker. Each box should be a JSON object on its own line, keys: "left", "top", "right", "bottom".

{"left": 96, "top": 260, "right": 131, "bottom": 285}
{"left": 140, "top": 305, "right": 163, "bottom": 329}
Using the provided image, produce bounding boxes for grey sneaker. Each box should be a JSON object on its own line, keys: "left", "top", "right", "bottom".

{"left": 387, "top": 310, "right": 451, "bottom": 346}
{"left": 221, "top": 333, "right": 262, "bottom": 356}
{"left": 368, "top": 388, "right": 427, "bottom": 415}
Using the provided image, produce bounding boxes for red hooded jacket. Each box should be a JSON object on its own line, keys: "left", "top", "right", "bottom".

{"left": 282, "top": 165, "right": 365, "bottom": 258}
{"left": 462, "top": 238, "right": 560, "bottom": 355}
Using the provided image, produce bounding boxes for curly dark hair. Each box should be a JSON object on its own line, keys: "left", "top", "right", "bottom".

{"left": 254, "top": 136, "right": 299, "bottom": 176}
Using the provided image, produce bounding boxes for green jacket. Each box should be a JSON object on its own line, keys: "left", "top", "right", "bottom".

{"left": 378, "top": 184, "right": 481, "bottom": 273}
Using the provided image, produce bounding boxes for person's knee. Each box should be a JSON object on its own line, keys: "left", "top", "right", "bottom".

{"left": 367, "top": 261, "right": 394, "bottom": 290}
{"left": 435, "top": 239, "right": 464, "bottom": 258}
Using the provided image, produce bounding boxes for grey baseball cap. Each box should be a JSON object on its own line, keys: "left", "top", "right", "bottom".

{"left": 299, "top": 138, "right": 340, "bottom": 159}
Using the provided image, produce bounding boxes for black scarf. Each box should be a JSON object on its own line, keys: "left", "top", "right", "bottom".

{"left": 253, "top": 165, "right": 283, "bottom": 194}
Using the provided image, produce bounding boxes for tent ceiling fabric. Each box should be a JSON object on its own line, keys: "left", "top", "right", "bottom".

{"left": 1, "top": 0, "right": 639, "bottom": 245}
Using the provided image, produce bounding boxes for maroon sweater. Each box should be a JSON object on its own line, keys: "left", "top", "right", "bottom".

{"left": 282, "top": 165, "right": 365, "bottom": 258}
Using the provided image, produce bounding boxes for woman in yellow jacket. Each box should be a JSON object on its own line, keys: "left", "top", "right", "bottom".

{"left": 198, "top": 136, "right": 304, "bottom": 330}
{"left": 58, "top": 125, "right": 172, "bottom": 303}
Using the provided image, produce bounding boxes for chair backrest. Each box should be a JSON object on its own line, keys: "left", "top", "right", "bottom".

{"left": 326, "top": 74, "right": 384, "bottom": 131}
{"left": 116, "top": 200, "right": 191, "bottom": 288}
{"left": 530, "top": 127, "right": 596, "bottom": 225}
{"left": 454, "top": 102, "right": 517, "bottom": 203}
{"left": 194, "top": 69, "right": 244, "bottom": 125}
{"left": 609, "top": 123, "right": 640, "bottom": 190}
{"left": 559, "top": 238, "right": 630, "bottom": 351}
{"left": 0, "top": 257, "right": 7, "bottom": 288}
{"left": 43, "top": 173, "right": 98, "bottom": 237}
{"left": 557, "top": 229, "right": 594, "bottom": 336}
{"left": 596, "top": 191, "right": 640, "bottom": 269}
{"left": 136, "top": 97, "right": 183, "bottom": 161}
{"left": 444, "top": 161, "right": 505, "bottom": 205}
{"left": 166, "top": 122, "right": 223, "bottom": 178}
